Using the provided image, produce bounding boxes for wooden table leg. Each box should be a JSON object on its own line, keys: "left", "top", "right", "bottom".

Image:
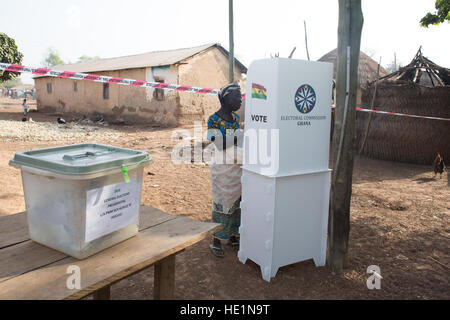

{"left": 154, "top": 254, "right": 175, "bottom": 300}
{"left": 93, "top": 286, "right": 111, "bottom": 300}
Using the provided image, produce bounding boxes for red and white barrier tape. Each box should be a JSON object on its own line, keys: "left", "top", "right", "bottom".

{"left": 1, "top": 63, "right": 448, "bottom": 121}
{"left": 0, "top": 62, "right": 220, "bottom": 95}
{"left": 355, "top": 107, "right": 450, "bottom": 122}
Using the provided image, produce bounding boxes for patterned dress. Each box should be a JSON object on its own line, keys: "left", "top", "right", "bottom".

{"left": 207, "top": 112, "right": 242, "bottom": 241}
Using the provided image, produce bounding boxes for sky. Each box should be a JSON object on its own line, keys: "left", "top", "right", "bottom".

{"left": 1, "top": 0, "right": 449, "bottom": 85}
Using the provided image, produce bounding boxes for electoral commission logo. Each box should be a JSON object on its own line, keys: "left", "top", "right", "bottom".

{"left": 294, "top": 84, "right": 316, "bottom": 114}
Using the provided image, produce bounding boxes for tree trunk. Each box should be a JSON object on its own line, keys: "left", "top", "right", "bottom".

{"left": 229, "top": 0, "right": 235, "bottom": 83}
{"left": 327, "top": 0, "right": 364, "bottom": 271}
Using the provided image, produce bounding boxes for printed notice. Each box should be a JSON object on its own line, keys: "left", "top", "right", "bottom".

{"left": 85, "top": 178, "right": 141, "bottom": 242}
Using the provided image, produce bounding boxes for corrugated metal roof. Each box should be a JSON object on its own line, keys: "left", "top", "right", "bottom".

{"left": 37, "top": 43, "right": 247, "bottom": 76}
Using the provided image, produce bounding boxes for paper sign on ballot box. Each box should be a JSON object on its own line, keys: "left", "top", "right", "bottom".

{"left": 86, "top": 178, "right": 141, "bottom": 242}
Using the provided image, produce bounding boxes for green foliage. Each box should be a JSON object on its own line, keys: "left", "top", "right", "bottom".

{"left": 77, "top": 55, "right": 101, "bottom": 63}
{"left": 0, "top": 33, "right": 24, "bottom": 82}
{"left": 420, "top": 0, "right": 450, "bottom": 27}
{"left": 42, "top": 48, "right": 64, "bottom": 66}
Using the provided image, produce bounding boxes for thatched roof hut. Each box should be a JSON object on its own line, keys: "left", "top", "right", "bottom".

{"left": 318, "top": 48, "right": 389, "bottom": 87}
{"left": 356, "top": 48, "right": 450, "bottom": 165}
{"left": 376, "top": 47, "right": 450, "bottom": 87}
{"left": 319, "top": 48, "right": 389, "bottom": 140}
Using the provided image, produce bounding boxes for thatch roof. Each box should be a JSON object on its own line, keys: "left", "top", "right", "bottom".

{"left": 34, "top": 43, "right": 247, "bottom": 77}
{"left": 356, "top": 48, "right": 450, "bottom": 165}
{"left": 318, "top": 48, "right": 388, "bottom": 86}
{"left": 377, "top": 47, "right": 450, "bottom": 87}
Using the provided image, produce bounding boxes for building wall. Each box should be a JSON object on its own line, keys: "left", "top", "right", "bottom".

{"left": 34, "top": 47, "right": 246, "bottom": 127}
{"left": 177, "top": 47, "right": 246, "bottom": 125}
{"left": 142, "top": 65, "right": 179, "bottom": 125}
{"left": 35, "top": 67, "right": 179, "bottom": 126}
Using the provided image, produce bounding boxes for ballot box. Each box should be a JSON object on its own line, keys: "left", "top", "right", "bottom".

{"left": 10, "top": 143, "right": 151, "bottom": 259}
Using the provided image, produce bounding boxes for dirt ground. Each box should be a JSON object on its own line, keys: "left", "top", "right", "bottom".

{"left": 0, "top": 97, "right": 449, "bottom": 300}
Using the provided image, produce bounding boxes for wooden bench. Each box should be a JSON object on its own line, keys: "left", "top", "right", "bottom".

{"left": 0, "top": 205, "right": 219, "bottom": 300}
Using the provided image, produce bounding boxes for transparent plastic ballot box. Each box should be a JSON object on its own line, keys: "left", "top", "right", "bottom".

{"left": 10, "top": 143, "right": 151, "bottom": 259}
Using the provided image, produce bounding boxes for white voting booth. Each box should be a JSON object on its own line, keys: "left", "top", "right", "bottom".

{"left": 238, "top": 58, "right": 333, "bottom": 282}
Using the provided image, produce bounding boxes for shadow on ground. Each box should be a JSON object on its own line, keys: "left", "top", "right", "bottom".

{"left": 108, "top": 208, "right": 449, "bottom": 300}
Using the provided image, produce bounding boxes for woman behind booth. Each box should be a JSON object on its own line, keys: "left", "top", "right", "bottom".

{"left": 206, "top": 83, "right": 243, "bottom": 258}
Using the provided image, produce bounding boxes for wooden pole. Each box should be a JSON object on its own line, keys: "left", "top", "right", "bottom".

{"left": 359, "top": 57, "right": 381, "bottom": 155}
{"left": 327, "top": 0, "right": 364, "bottom": 271}
{"left": 154, "top": 254, "right": 176, "bottom": 300}
{"left": 304, "top": 20, "right": 310, "bottom": 61}
{"left": 229, "top": 0, "right": 235, "bottom": 83}
{"left": 288, "top": 47, "right": 296, "bottom": 59}
{"left": 93, "top": 286, "right": 111, "bottom": 300}
{"left": 393, "top": 52, "right": 397, "bottom": 71}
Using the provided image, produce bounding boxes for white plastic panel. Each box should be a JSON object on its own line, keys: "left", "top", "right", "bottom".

{"left": 271, "top": 172, "right": 331, "bottom": 271}
{"left": 242, "top": 58, "right": 333, "bottom": 177}
{"left": 240, "top": 58, "right": 332, "bottom": 282}
{"left": 238, "top": 170, "right": 275, "bottom": 279}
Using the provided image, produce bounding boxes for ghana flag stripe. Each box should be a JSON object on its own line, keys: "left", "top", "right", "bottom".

{"left": 251, "top": 83, "right": 267, "bottom": 99}
{"left": 252, "top": 83, "right": 266, "bottom": 91}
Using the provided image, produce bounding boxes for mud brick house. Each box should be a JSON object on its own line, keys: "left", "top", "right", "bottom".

{"left": 34, "top": 43, "right": 247, "bottom": 126}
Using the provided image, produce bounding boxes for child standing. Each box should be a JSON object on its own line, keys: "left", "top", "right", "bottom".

{"left": 22, "top": 98, "right": 28, "bottom": 116}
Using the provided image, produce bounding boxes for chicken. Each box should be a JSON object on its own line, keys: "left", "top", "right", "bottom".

{"left": 433, "top": 153, "right": 445, "bottom": 179}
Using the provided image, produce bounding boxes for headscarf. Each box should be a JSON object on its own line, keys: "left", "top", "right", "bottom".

{"left": 218, "top": 83, "right": 240, "bottom": 107}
